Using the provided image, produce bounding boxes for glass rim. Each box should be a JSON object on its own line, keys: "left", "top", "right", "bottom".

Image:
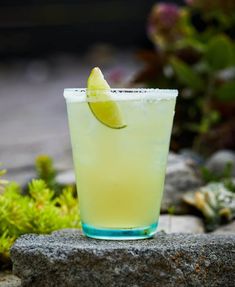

{"left": 64, "top": 88, "right": 178, "bottom": 102}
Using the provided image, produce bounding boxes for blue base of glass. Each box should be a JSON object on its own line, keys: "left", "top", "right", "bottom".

{"left": 82, "top": 222, "right": 158, "bottom": 240}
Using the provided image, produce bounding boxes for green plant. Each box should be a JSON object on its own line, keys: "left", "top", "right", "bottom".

{"left": 134, "top": 1, "right": 235, "bottom": 153}
{"left": 35, "top": 155, "right": 59, "bottom": 192}
{"left": 183, "top": 182, "right": 235, "bottom": 231}
{"left": 0, "top": 157, "right": 80, "bottom": 270}
{"left": 0, "top": 232, "right": 15, "bottom": 267}
{"left": 0, "top": 164, "right": 8, "bottom": 194}
{"left": 183, "top": 161, "right": 235, "bottom": 231}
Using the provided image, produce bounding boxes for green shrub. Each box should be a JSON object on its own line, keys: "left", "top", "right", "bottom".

{"left": 0, "top": 157, "right": 80, "bottom": 269}
{"left": 134, "top": 1, "right": 235, "bottom": 153}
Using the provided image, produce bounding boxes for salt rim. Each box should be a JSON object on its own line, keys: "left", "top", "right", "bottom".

{"left": 63, "top": 88, "right": 178, "bottom": 102}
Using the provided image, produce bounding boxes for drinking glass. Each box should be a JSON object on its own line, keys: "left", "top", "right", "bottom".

{"left": 64, "top": 88, "right": 177, "bottom": 239}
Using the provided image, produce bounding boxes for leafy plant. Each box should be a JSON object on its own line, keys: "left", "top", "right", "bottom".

{"left": 183, "top": 161, "right": 235, "bottom": 231}
{"left": 183, "top": 182, "right": 235, "bottom": 231}
{"left": 133, "top": 1, "right": 235, "bottom": 153}
{"left": 35, "top": 155, "right": 59, "bottom": 192}
{"left": 0, "top": 164, "right": 8, "bottom": 194}
{"left": 0, "top": 157, "right": 80, "bottom": 270}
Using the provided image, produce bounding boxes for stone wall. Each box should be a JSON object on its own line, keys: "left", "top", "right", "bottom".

{"left": 11, "top": 230, "right": 235, "bottom": 287}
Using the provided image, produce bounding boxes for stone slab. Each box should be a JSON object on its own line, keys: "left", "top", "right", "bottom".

{"left": 11, "top": 230, "right": 235, "bottom": 287}
{"left": 0, "top": 271, "right": 21, "bottom": 287}
{"left": 213, "top": 220, "right": 235, "bottom": 234}
{"left": 162, "top": 153, "right": 202, "bottom": 213}
{"left": 158, "top": 215, "right": 204, "bottom": 233}
{"left": 205, "top": 150, "right": 235, "bottom": 177}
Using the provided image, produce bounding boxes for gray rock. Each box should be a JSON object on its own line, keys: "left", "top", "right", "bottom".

{"left": 56, "top": 170, "right": 76, "bottom": 186}
{"left": 205, "top": 150, "right": 235, "bottom": 177}
{"left": 179, "top": 148, "right": 204, "bottom": 165}
{"left": 162, "top": 153, "right": 202, "bottom": 214}
{"left": 11, "top": 229, "right": 235, "bottom": 287}
{"left": 158, "top": 215, "right": 204, "bottom": 233}
{"left": 213, "top": 220, "right": 235, "bottom": 234}
{"left": 0, "top": 271, "right": 21, "bottom": 287}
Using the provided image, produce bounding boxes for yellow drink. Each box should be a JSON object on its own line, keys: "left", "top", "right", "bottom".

{"left": 64, "top": 88, "right": 177, "bottom": 239}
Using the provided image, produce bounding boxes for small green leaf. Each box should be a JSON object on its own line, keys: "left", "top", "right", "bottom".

{"left": 215, "top": 81, "right": 235, "bottom": 101}
{"left": 206, "top": 35, "right": 235, "bottom": 71}
{"left": 170, "top": 57, "right": 204, "bottom": 91}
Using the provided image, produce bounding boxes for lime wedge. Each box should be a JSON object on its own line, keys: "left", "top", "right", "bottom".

{"left": 87, "top": 67, "right": 126, "bottom": 129}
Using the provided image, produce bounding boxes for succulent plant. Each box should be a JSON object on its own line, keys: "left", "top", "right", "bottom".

{"left": 183, "top": 183, "right": 235, "bottom": 231}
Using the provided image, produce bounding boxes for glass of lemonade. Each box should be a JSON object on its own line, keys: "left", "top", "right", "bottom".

{"left": 64, "top": 88, "right": 177, "bottom": 240}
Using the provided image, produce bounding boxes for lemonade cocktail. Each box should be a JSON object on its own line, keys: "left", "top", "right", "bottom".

{"left": 64, "top": 87, "right": 177, "bottom": 239}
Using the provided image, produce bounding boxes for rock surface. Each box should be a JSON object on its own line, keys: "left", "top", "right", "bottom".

{"left": 179, "top": 148, "right": 204, "bottom": 165}
{"left": 205, "top": 150, "right": 235, "bottom": 177}
{"left": 158, "top": 215, "right": 204, "bottom": 233}
{"left": 11, "top": 229, "right": 235, "bottom": 287}
{"left": 0, "top": 271, "right": 21, "bottom": 287}
{"left": 213, "top": 220, "right": 235, "bottom": 234}
{"left": 56, "top": 169, "right": 76, "bottom": 186}
{"left": 162, "top": 153, "right": 202, "bottom": 213}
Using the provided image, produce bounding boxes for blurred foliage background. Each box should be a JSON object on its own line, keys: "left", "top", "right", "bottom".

{"left": 133, "top": 0, "right": 235, "bottom": 154}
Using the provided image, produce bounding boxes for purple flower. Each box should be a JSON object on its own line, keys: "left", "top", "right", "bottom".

{"left": 147, "top": 3, "right": 188, "bottom": 47}
{"left": 150, "top": 3, "right": 181, "bottom": 30}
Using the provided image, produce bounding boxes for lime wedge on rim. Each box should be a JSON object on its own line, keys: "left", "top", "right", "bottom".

{"left": 87, "top": 67, "right": 126, "bottom": 129}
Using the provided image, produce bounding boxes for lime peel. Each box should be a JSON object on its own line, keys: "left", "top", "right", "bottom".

{"left": 87, "top": 67, "right": 127, "bottom": 129}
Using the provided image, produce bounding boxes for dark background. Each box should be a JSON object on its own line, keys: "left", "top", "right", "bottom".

{"left": 0, "top": 0, "right": 184, "bottom": 57}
